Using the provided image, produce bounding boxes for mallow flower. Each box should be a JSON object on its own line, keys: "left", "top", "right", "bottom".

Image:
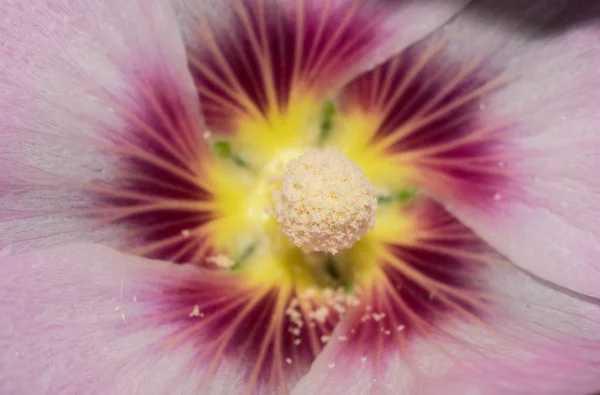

{"left": 1, "top": 0, "right": 600, "bottom": 394}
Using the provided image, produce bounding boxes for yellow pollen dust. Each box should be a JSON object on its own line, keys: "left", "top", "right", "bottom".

{"left": 272, "top": 148, "right": 377, "bottom": 254}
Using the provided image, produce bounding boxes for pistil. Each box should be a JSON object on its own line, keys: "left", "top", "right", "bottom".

{"left": 272, "top": 148, "right": 377, "bottom": 254}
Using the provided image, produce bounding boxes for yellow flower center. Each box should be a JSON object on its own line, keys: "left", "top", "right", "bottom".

{"left": 272, "top": 148, "right": 377, "bottom": 254}
{"left": 205, "top": 101, "right": 418, "bottom": 292}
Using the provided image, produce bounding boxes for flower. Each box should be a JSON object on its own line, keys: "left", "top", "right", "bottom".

{"left": 1, "top": 0, "right": 600, "bottom": 394}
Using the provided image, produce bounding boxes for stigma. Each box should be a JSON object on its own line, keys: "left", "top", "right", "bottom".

{"left": 272, "top": 148, "right": 377, "bottom": 254}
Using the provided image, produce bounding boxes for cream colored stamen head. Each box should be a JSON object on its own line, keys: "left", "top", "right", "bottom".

{"left": 272, "top": 148, "right": 377, "bottom": 254}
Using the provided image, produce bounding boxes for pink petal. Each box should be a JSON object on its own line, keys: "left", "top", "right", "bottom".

{"left": 292, "top": 264, "right": 600, "bottom": 395}
{"left": 0, "top": 0, "right": 204, "bottom": 254}
{"left": 407, "top": 1, "right": 600, "bottom": 297}
{"left": 0, "top": 244, "right": 253, "bottom": 394}
{"left": 170, "top": 0, "right": 471, "bottom": 133}
{"left": 172, "top": 0, "right": 472, "bottom": 73}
